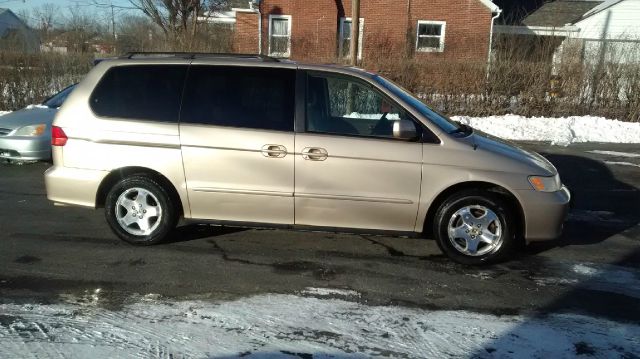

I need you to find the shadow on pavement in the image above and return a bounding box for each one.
[469,246,640,358]
[527,152,640,254]
[469,149,640,357]
[214,352,362,359]
[165,224,247,244]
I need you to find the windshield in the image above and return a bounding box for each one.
[42,84,76,109]
[373,75,461,134]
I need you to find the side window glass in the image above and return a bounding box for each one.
[306,74,419,139]
[181,66,295,132]
[90,65,187,122]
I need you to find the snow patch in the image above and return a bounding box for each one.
[0,111,10,117]
[25,104,48,110]
[453,115,640,146]
[570,263,640,299]
[301,287,362,298]
[0,293,638,358]
[344,112,401,120]
[605,161,640,168]
[588,150,640,158]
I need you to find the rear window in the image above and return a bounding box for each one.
[181,66,295,132]
[90,65,187,122]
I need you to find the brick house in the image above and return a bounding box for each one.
[214,0,501,63]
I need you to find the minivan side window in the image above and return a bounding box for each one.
[306,73,421,139]
[181,66,295,132]
[90,65,187,122]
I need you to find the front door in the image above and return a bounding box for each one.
[294,72,423,232]
[179,65,297,224]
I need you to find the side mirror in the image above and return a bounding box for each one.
[393,120,418,141]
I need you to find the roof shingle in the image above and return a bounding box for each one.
[523,0,603,27]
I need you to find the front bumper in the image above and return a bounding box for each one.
[516,185,571,242]
[0,136,51,161]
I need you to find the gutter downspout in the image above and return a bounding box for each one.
[487,8,502,76]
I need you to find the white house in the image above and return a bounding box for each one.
[495,0,640,64]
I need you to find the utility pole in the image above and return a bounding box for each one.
[110,1,117,53]
[349,0,360,66]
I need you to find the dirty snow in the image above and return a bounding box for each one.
[1,288,639,358]
[605,161,640,168]
[453,115,640,146]
[524,261,640,299]
[588,150,640,158]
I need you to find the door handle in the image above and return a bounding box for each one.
[261,144,287,158]
[301,147,328,161]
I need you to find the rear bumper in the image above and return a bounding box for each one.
[0,136,50,161]
[517,185,571,242]
[45,166,109,208]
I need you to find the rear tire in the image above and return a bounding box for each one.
[433,189,517,265]
[105,175,178,245]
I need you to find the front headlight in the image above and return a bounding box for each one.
[528,175,562,192]
[12,124,46,137]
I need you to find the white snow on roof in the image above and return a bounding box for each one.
[478,0,501,13]
[582,0,624,18]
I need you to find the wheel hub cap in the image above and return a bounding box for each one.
[447,205,503,257]
[115,187,162,236]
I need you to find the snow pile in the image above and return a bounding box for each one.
[0,111,10,117]
[453,115,640,146]
[0,288,638,358]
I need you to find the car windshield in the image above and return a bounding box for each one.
[373,75,461,134]
[42,84,76,109]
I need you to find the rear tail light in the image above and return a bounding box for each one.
[51,126,68,146]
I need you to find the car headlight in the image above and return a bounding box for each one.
[528,174,562,192]
[12,124,46,137]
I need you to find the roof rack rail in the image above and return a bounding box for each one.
[119,52,280,62]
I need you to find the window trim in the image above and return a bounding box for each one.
[415,20,446,53]
[268,14,292,58]
[338,17,364,60]
[302,71,435,143]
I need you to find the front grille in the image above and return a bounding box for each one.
[0,128,11,136]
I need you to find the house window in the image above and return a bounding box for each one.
[338,17,364,59]
[268,15,291,58]
[416,21,446,52]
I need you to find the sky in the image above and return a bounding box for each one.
[1,0,137,15]
[0,0,142,27]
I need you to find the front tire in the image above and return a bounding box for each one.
[105,175,178,245]
[433,190,517,265]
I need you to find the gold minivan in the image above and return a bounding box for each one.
[45,53,570,265]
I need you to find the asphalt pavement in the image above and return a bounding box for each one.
[0,142,639,323]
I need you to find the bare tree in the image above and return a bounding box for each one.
[33,3,59,44]
[116,14,160,52]
[128,0,230,50]
[63,6,105,53]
